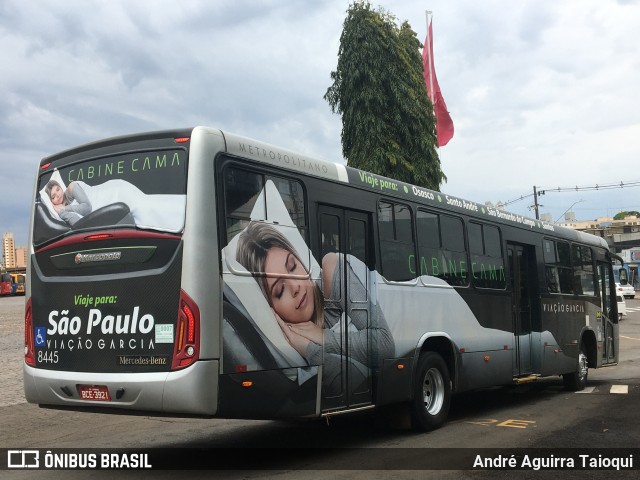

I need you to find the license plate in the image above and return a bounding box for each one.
[78,385,111,401]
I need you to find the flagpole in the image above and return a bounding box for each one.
[425,10,435,105]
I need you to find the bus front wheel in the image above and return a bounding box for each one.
[563,347,588,391]
[410,352,451,432]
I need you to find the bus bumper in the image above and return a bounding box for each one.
[23,359,219,416]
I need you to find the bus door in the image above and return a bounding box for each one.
[507,243,537,376]
[318,205,373,410]
[598,262,617,364]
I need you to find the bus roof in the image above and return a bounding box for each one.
[39,126,609,250]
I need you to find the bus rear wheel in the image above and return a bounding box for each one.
[410,352,451,432]
[563,347,588,391]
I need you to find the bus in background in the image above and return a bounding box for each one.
[12,273,26,296]
[613,263,635,299]
[24,127,619,432]
[1,273,13,296]
[613,263,628,284]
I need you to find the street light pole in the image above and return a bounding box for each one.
[555,200,584,223]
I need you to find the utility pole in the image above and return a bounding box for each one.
[533,186,539,220]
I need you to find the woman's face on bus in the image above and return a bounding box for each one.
[49,184,64,206]
[264,247,315,324]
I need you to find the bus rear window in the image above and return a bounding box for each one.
[34,148,187,246]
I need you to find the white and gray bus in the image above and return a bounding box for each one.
[24,126,619,431]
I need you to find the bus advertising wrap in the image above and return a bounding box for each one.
[221,181,516,400]
[30,248,183,373]
[34,148,187,247]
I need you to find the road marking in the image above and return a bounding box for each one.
[610,385,629,394]
[575,385,629,394]
[465,418,536,429]
[465,419,498,426]
[620,335,640,341]
[576,387,596,394]
[497,419,536,429]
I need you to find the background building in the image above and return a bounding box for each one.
[2,232,16,270]
[15,245,27,269]
[1,232,26,272]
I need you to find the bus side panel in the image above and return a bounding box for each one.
[457,349,513,391]
[217,368,319,419]
[376,280,514,389]
[539,296,601,373]
[378,357,413,404]
[181,126,225,362]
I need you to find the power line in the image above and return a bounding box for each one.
[502,192,533,207]
[502,180,640,208]
[538,180,640,194]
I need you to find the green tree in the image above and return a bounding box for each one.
[324,1,446,190]
[614,211,640,220]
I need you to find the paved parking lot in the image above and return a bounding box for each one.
[0,296,27,407]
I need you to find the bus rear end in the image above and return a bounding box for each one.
[24,129,218,415]
[12,274,25,295]
[1,273,12,296]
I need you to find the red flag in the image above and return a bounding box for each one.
[423,17,454,147]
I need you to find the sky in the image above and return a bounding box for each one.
[2,0,640,248]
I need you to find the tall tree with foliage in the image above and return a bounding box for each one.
[325,1,446,190]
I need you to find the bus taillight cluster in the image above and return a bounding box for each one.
[24,299,36,367]
[172,290,200,370]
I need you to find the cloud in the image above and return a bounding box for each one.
[2,0,640,248]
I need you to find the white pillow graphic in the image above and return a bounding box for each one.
[39,169,67,222]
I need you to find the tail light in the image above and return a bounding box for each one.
[24,298,36,366]
[171,290,200,370]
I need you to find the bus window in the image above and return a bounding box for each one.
[573,245,595,296]
[224,168,264,240]
[33,148,188,246]
[223,166,307,242]
[544,239,574,294]
[468,222,505,289]
[416,209,468,286]
[378,201,416,281]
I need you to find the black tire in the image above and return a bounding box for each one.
[562,347,588,391]
[410,352,451,432]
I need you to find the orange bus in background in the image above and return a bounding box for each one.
[12,273,25,295]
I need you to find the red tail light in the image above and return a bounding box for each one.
[171,290,200,370]
[24,299,36,366]
[84,233,113,241]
